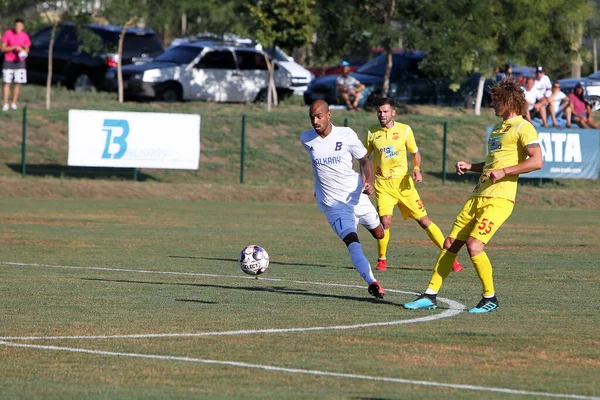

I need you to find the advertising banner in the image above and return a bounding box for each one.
[68,110,200,169]
[485,126,599,179]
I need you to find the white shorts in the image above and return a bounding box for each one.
[325,193,380,239]
[2,61,27,84]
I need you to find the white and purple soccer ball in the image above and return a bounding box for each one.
[239,245,270,275]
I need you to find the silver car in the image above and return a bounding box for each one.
[105,43,293,102]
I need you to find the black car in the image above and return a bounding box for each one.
[304,51,475,108]
[27,23,164,91]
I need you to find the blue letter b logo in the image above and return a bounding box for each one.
[101,119,129,159]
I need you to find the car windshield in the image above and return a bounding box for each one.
[154,46,202,64]
[265,46,289,62]
[588,70,600,80]
[94,30,163,54]
[356,54,388,76]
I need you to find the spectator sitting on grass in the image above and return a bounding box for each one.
[337,61,364,111]
[568,82,599,129]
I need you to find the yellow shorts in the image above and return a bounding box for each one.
[448,196,514,244]
[375,175,427,220]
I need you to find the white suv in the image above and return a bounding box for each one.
[105,43,293,102]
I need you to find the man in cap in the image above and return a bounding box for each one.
[337,61,365,111]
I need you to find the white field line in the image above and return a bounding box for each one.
[0,261,464,341]
[0,341,597,400]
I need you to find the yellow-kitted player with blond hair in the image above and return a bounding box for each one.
[404,77,543,313]
[365,97,462,273]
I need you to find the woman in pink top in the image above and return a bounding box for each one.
[1,19,31,112]
[568,83,600,129]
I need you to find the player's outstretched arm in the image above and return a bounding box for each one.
[456,161,484,175]
[358,155,374,195]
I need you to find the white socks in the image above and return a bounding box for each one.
[348,242,376,284]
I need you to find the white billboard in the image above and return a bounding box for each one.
[68,110,200,169]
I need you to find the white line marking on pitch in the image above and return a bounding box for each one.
[0,261,464,341]
[0,341,596,400]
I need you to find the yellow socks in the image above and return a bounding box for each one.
[377,228,390,259]
[425,222,445,250]
[427,249,456,293]
[471,252,495,297]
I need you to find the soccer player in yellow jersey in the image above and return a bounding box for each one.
[404,77,543,313]
[365,97,462,273]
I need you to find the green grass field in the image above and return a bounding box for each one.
[1,197,598,399]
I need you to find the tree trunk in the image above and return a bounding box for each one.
[45,21,58,110]
[380,0,395,97]
[570,23,583,78]
[593,38,598,73]
[381,49,392,97]
[474,75,485,116]
[181,11,187,35]
[118,17,136,104]
[263,51,278,111]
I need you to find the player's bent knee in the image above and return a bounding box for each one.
[342,232,360,247]
[380,215,392,230]
[370,225,385,240]
[443,237,454,250]
[466,237,485,256]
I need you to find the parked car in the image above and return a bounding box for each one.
[26,23,164,91]
[265,46,313,95]
[104,42,293,102]
[559,71,600,112]
[168,34,313,95]
[304,51,475,108]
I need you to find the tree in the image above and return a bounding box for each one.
[103,0,147,103]
[36,2,99,109]
[402,0,595,114]
[245,0,317,111]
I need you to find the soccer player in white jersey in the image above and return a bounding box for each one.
[300,100,386,298]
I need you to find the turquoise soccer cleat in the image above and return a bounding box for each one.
[468,296,499,313]
[403,294,438,310]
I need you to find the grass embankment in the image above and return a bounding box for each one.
[0,85,597,207]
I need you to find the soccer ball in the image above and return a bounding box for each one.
[239,245,270,275]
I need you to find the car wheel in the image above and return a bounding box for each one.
[73,73,96,92]
[159,84,182,102]
[254,89,268,103]
[588,96,600,112]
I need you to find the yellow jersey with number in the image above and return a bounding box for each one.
[365,121,418,180]
[472,115,539,202]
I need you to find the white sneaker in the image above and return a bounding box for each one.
[2,104,8,112]
[10,103,17,110]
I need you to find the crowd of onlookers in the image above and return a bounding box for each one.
[500,64,599,129]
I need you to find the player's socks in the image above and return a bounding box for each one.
[471,252,495,297]
[348,242,376,284]
[425,222,445,249]
[377,228,390,259]
[427,249,456,293]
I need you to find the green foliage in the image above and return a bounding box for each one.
[244,0,316,50]
[404,0,596,82]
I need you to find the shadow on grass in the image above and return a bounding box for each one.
[168,255,430,272]
[7,163,156,181]
[81,277,401,306]
[428,171,562,186]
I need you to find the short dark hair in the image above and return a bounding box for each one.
[14,18,24,25]
[377,97,396,108]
